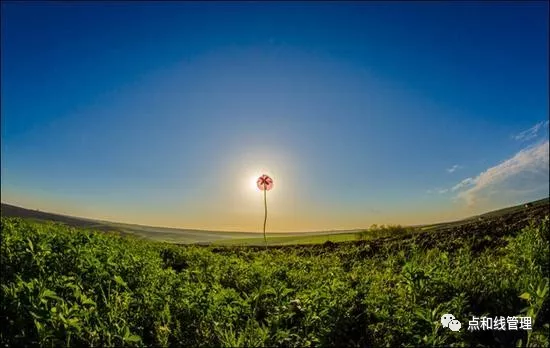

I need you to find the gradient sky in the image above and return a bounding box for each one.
[1,1,549,232]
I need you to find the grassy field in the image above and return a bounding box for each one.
[3,197,548,246]
[0,204,272,244]
[1,198,549,347]
[213,225,420,246]
[213,232,358,246]
[215,198,550,246]
[0,204,358,244]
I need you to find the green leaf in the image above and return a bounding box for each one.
[27,238,34,252]
[29,311,41,319]
[67,317,80,328]
[42,289,56,297]
[125,334,141,343]
[34,320,44,332]
[537,284,548,298]
[81,297,96,306]
[114,275,128,288]
[519,292,531,301]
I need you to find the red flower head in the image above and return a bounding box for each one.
[256,174,274,191]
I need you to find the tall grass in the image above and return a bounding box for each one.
[1,216,548,347]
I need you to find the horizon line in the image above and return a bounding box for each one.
[2,197,548,234]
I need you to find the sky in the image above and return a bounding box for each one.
[1,1,549,232]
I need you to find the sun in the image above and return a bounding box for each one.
[249,175,260,191]
[247,171,272,192]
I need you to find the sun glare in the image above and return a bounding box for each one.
[246,171,274,193]
[250,175,260,191]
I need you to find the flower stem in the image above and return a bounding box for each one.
[263,188,268,247]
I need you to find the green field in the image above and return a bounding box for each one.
[3,197,548,246]
[213,226,419,246]
[213,232,357,246]
[1,198,549,347]
[1,203,361,244]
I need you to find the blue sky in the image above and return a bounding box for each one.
[1,1,548,232]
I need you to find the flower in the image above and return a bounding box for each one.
[256,174,274,191]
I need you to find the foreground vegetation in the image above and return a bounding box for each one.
[1,212,549,347]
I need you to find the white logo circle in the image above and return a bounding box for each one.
[448,319,461,332]
[441,314,455,328]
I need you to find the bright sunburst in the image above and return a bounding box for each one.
[249,175,260,191]
[246,170,272,192]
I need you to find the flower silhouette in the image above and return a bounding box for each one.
[256,174,273,245]
[256,174,274,191]
[251,174,274,330]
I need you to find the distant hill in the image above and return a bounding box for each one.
[1,203,113,230]
[0,203,354,243]
[2,197,548,244]
[0,203,256,242]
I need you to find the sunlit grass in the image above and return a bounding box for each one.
[2,214,548,346]
[213,232,358,246]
